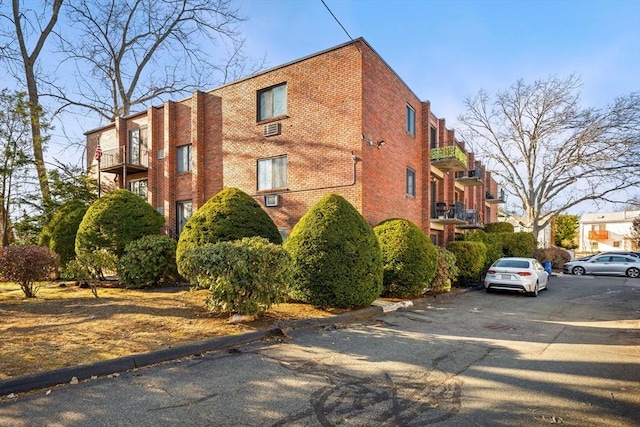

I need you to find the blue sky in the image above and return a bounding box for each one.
[236,0,640,125]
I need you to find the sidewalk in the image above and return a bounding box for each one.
[0,286,480,396]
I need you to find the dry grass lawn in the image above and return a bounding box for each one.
[0,281,343,380]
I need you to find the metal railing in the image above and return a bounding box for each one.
[430,146,468,168]
[100,146,149,169]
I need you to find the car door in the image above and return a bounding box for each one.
[608,256,634,275]
[586,255,611,274]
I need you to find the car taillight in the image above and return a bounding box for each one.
[487,269,496,274]
[517,271,532,276]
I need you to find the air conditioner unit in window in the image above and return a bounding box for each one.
[263,122,281,137]
[264,194,279,207]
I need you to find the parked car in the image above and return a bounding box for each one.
[484,257,549,297]
[563,254,640,278]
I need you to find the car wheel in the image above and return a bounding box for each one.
[529,282,539,297]
[572,266,585,276]
[627,267,640,278]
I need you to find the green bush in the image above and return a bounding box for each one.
[179,237,291,315]
[499,232,536,258]
[118,235,178,288]
[464,230,504,269]
[429,247,459,294]
[62,249,118,281]
[0,246,58,298]
[374,218,437,297]
[75,189,164,258]
[39,200,88,266]
[176,187,282,272]
[484,222,514,233]
[284,194,382,308]
[446,241,487,286]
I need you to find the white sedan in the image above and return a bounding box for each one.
[484,257,549,297]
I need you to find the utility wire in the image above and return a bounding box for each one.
[320,0,356,43]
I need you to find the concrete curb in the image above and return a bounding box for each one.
[0,286,480,396]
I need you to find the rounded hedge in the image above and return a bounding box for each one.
[75,189,165,258]
[446,241,487,286]
[118,235,178,288]
[374,218,437,297]
[176,187,281,272]
[179,237,291,315]
[40,200,88,266]
[284,193,383,308]
[484,222,514,233]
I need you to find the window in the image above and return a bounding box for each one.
[130,179,148,199]
[258,155,287,191]
[406,168,416,197]
[258,83,287,121]
[177,145,192,172]
[406,104,415,136]
[613,241,621,248]
[128,128,147,165]
[430,126,437,148]
[176,201,192,236]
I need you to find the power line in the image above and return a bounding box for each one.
[320,0,355,42]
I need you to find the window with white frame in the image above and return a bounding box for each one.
[258,155,287,191]
[406,168,416,197]
[258,83,287,121]
[406,104,416,136]
[177,145,192,173]
[176,201,192,236]
[130,179,148,199]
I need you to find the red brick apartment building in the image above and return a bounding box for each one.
[85,38,505,246]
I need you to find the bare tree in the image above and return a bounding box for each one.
[0,0,63,207]
[57,0,257,121]
[458,75,640,240]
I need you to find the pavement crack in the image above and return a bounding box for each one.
[147,392,219,412]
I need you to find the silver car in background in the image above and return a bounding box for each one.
[563,254,640,278]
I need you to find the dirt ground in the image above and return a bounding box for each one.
[0,281,344,380]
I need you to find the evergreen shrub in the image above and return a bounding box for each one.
[499,232,536,258]
[40,200,88,266]
[446,241,487,286]
[430,247,459,294]
[484,222,514,233]
[176,187,281,273]
[284,194,382,308]
[118,235,178,288]
[374,218,437,297]
[179,237,291,315]
[75,189,164,258]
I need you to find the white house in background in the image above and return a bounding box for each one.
[579,210,640,253]
[498,212,553,248]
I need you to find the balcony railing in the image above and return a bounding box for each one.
[100,146,149,174]
[455,167,484,187]
[485,187,506,204]
[457,209,484,229]
[588,230,609,240]
[431,201,468,224]
[430,146,468,172]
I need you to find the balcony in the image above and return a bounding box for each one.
[588,230,609,240]
[457,209,485,229]
[100,146,149,175]
[455,168,484,187]
[485,187,506,204]
[431,201,468,225]
[430,146,468,173]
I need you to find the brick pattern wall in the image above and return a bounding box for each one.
[85,39,504,243]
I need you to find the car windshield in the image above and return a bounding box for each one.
[494,259,530,269]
